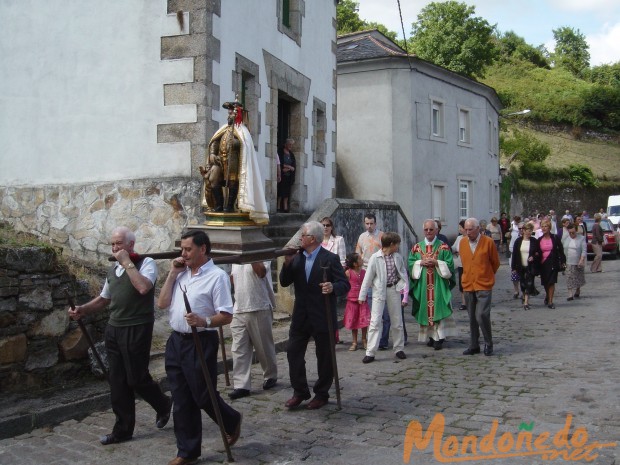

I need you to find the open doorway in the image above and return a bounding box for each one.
[277,94,300,213]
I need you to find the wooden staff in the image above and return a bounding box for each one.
[179,284,234,462]
[107,251,181,262]
[218,326,230,386]
[107,247,300,265]
[68,295,108,377]
[321,262,342,410]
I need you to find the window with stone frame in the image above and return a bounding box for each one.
[277,0,305,46]
[234,54,260,147]
[312,98,326,166]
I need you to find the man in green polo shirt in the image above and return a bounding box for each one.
[68,226,171,445]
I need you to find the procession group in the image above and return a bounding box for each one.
[67,210,508,464]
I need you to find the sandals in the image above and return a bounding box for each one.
[523,304,530,310]
[513,292,520,299]
[362,340,367,350]
[348,343,358,351]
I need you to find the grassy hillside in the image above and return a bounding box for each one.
[502,123,620,181]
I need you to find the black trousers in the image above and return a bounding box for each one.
[105,322,169,438]
[165,330,241,459]
[287,326,333,401]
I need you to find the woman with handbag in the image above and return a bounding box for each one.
[511,222,541,310]
[538,219,567,309]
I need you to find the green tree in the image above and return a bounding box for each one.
[495,31,549,68]
[336,0,399,43]
[580,84,620,129]
[568,164,597,187]
[365,21,399,43]
[410,1,497,79]
[552,26,590,77]
[336,0,366,35]
[501,128,550,165]
[585,62,620,86]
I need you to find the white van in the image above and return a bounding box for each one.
[608,195,620,227]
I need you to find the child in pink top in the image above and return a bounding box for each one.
[343,253,370,351]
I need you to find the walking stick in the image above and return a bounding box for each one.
[218,326,231,386]
[68,295,108,377]
[179,284,234,462]
[321,262,342,410]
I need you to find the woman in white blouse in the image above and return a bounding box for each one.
[320,216,347,344]
[320,216,347,267]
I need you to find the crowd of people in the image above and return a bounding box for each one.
[68,207,605,464]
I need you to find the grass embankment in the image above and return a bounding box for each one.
[502,123,620,181]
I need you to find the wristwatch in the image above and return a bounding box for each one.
[204,317,212,328]
[125,263,135,269]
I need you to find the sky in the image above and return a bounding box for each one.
[357,0,620,66]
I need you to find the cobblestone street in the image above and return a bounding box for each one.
[1,258,618,465]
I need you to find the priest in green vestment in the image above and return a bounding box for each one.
[408,219,457,350]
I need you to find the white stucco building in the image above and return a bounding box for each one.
[337,30,502,238]
[0,0,337,262]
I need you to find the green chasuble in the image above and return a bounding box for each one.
[408,239,456,326]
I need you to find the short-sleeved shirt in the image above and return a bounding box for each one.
[231,262,276,313]
[355,230,383,269]
[166,259,233,334]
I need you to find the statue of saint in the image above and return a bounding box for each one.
[200,99,269,224]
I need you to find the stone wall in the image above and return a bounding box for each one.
[0,245,103,393]
[509,183,620,218]
[0,178,204,265]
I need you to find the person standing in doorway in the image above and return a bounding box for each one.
[277,138,296,213]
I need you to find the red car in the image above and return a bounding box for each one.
[583,218,619,259]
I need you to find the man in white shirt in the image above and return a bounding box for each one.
[158,230,242,465]
[228,262,278,400]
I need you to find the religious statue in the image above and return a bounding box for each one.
[200,99,268,224]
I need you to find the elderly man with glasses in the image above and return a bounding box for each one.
[280,221,350,410]
[460,218,500,356]
[409,220,457,351]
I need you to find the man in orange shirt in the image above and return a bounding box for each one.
[459,218,500,356]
